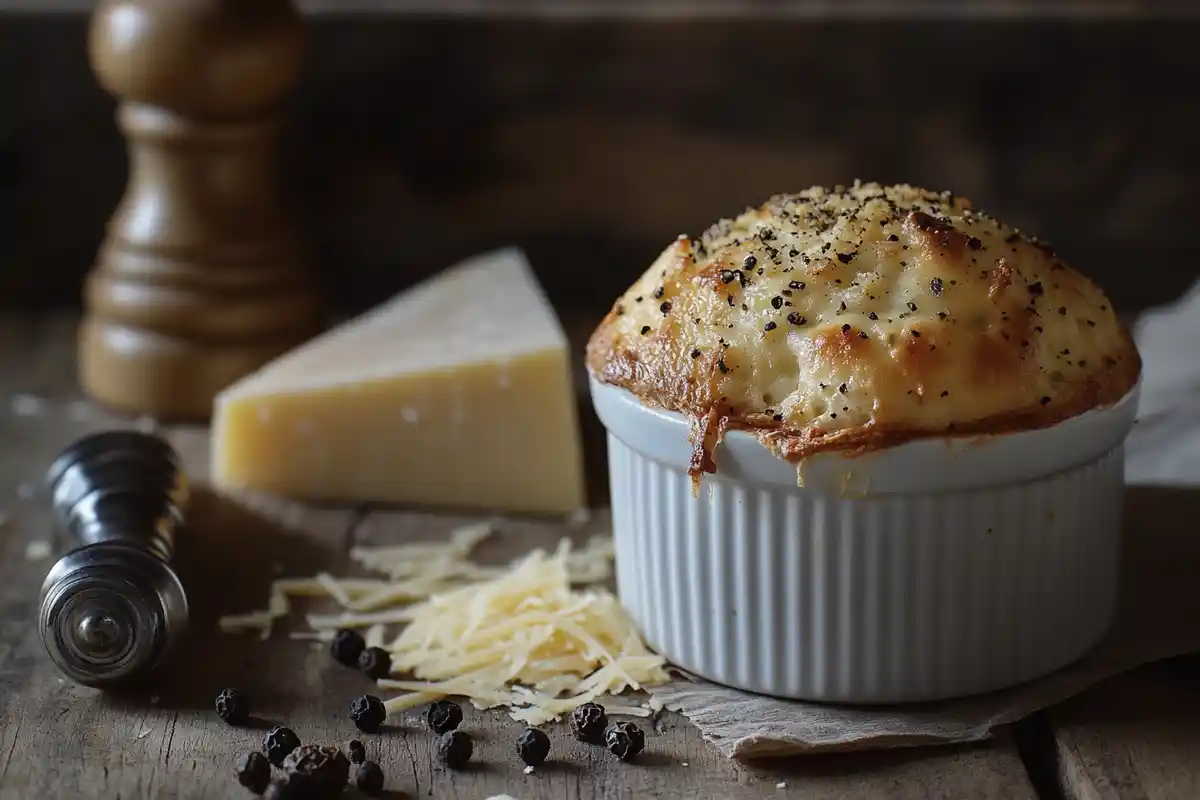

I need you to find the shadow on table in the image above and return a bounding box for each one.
[96,484,350,713]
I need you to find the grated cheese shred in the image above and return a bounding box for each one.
[218,522,668,725]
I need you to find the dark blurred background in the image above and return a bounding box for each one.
[1,1,1197,320]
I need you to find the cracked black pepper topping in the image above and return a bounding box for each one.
[358,647,392,681]
[234,751,271,795]
[346,740,366,764]
[349,695,387,733]
[569,702,608,743]
[517,727,552,767]
[330,629,365,668]
[691,348,701,359]
[605,721,646,763]
[660,301,672,315]
[354,762,385,796]
[426,699,463,735]
[720,268,749,287]
[588,181,1140,457]
[263,726,301,767]
[764,321,777,332]
[640,325,651,335]
[215,688,250,726]
[437,730,474,769]
[282,744,350,797]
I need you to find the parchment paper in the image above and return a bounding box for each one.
[648,283,1200,759]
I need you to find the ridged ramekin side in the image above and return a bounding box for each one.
[609,435,1124,704]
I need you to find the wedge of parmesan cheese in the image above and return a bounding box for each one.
[210,249,586,515]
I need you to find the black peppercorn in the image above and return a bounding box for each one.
[426,699,463,734]
[262,725,301,767]
[215,688,250,726]
[354,761,385,796]
[349,694,387,733]
[282,744,350,797]
[569,702,608,744]
[517,727,551,766]
[346,739,366,764]
[605,721,646,762]
[437,730,474,769]
[330,629,365,668]
[358,647,392,681]
[234,751,271,795]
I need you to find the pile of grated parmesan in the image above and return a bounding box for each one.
[218,522,669,725]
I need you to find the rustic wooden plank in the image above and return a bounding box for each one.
[0,313,1039,798]
[1050,661,1200,800]
[1047,485,1200,800]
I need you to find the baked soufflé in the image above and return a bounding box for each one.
[586,182,1141,477]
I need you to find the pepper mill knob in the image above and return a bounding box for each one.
[39,431,189,688]
[82,0,324,421]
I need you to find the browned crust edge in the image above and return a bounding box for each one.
[587,314,1142,481]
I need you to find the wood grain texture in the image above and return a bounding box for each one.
[0,312,1038,798]
[1048,484,1200,800]
[1051,662,1200,800]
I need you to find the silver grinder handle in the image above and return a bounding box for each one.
[37,431,190,688]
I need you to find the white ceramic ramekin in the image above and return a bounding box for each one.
[590,377,1140,704]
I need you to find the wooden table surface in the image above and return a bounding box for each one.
[1,312,1197,800]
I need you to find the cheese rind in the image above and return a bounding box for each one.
[211,249,586,514]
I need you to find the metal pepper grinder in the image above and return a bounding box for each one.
[37,431,190,688]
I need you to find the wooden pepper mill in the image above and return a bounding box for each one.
[81,0,324,421]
